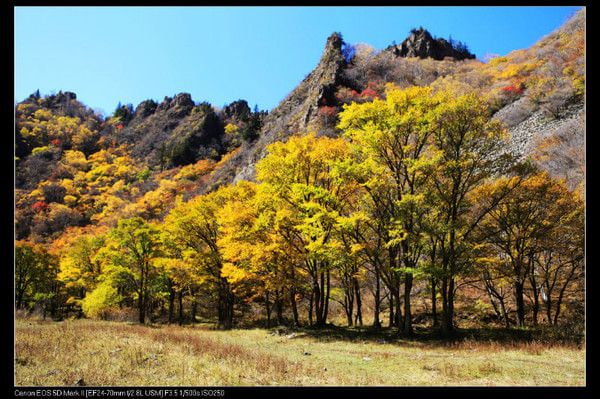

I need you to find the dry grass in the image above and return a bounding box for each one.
[15,319,585,386]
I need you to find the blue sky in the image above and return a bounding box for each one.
[15,6,582,115]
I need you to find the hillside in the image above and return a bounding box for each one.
[16,10,584,232]
[214,8,584,189]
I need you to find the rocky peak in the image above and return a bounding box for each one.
[41,91,78,109]
[156,96,173,112]
[173,93,194,109]
[205,32,348,187]
[223,100,251,121]
[58,91,77,101]
[388,27,475,61]
[134,99,158,119]
[154,93,195,118]
[325,32,344,56]
[313,32,347,108]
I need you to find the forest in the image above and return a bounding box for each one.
[15,83,584,338]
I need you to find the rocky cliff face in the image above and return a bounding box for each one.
[387,28,475,60]
[222,100,252,123]
[495,98,584,188]
[114,93,226,167]
[206,32,348,188]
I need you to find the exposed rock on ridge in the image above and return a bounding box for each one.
[115,93,224,167]
[207,32,348,188]
[494,99,584,188]
[387,27,476,60]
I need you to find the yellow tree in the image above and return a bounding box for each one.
[217,181,302,326]
[56,231,106,315]
[155,229,206,325]
[536,188,584,326]
[256,133,355,327]
[476,172,583,327]
[427,89,517,334]
[95,217,162,323]
[337,84,439,334]
[162,189,235,329]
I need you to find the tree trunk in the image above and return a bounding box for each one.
[441,276,455,335]
[431,277,438,327]
[138,290,146,324]
[313,267,325,326]
[388,291,394,327]
[265,291,271,328]
[354,278,363,326]
[323,270,331,326]
[290,288,300,327]
[178,291,184,326]
[441,275,448,333]
[553,264,578,325]
[344,283,354,327]
[275,289,284,325]
[16,291,23,310]
[227,291,234,329]
[531,285,540,326]
[528,257,539,326]
[308,290,314,326]
[319,271,325,325]
[373,268,381,328]
[514,280,526,327]
[168,287,175,324]
[395,289,402,329]
[499,298,510,328]
[217,278,234,329]
[403,273,413,335]
[191,295,198,324]
[545,295,553,325]
[313,269,329,327]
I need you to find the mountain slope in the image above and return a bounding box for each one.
[14,10,585,244]
[208,9,585,189]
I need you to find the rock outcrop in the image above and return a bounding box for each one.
[206,32,348,188]
[494,99,584,188]
[134,99,158,119]
[222,100,252,122]
[115,93,224,167]
[387,27,475,60]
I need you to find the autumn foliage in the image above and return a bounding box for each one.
[14,11,584,335]
[14,85,583,337]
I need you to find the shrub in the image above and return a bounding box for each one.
[31,146,51,157]
[335,87,360,104]
[31,201,48,213]
[81,281,123,319]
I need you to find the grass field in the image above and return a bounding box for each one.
[15,319,585,386]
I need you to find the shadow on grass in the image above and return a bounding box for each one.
[261,323,583,348]
[20,314,582,348]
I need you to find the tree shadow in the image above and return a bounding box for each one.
[268,323,583,347]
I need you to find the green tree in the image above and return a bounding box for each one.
[96,217,161,324]
[15,241,61,318]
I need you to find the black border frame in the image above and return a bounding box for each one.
[5,1,594,397]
